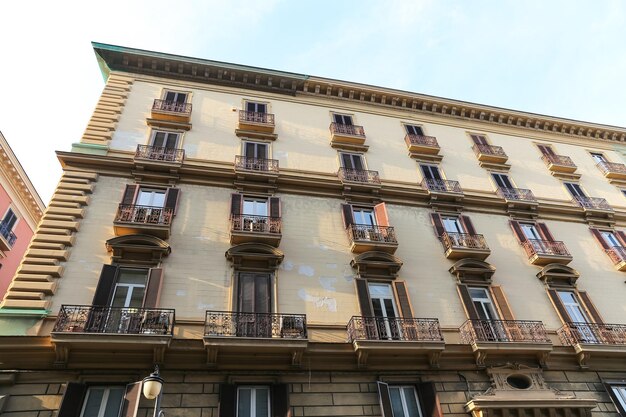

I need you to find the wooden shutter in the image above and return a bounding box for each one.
[271,384,290,417]
[537,222,555,242]
[143,268,163,308]
[547,289,573,323]
[509,220,527,243]
[417,382,443,417]
[355,278,373,317]
[537,144,556,156]
[490,286,515,321]
[616,231,626,247]
[393,281,414,319]
[590,228,610,250]
[376,381,394,417]
[164,188,181,215]
[457,285,480,320]
[218,384,237,417]
[460,215,477,235]
[578,291,604,324]
[119,382,142,417]
[231,193,243,216]
[341,203,354,228]
[604,383,626,416]
[92,265,119,306]
[430,213,445,237]
[374,203,389,227]
[269,197,281,218]
[57,382,87,417]
[121,184,138,205]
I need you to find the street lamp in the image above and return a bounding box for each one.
[143,366,165,417]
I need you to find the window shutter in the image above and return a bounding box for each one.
[341,204,354,228]
[121,184,139,205]
[457,285,480,320]
[616,231,626,247]
[271,384,290,417]
[231,193,243,216]
[119,382,142,417]
[537,145,556,156]
[417,382,443,417]
[393,281,414,319]
[537,223,555,242]
[92,264,119,306]
[547,289,573,323]
[376,382,395,417]
[590,228,610,250]
[143,268,163,308]
[578,291,604,324]
[238,273,255,312]
[218,384,237,417]
[604,383,626,416]
[255,274,271,314]
[430,213,445,237]
[164,188,181,215]
[269,197,281,218]
[355,278,373,317]
[57,382,87,417]
[490,286,515,321]
[509,220,527,243]
[374,203,390,227]
[460,215,477,235]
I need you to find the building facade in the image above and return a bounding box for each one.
[0,43,626,417]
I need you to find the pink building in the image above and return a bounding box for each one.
[0,132,44,300]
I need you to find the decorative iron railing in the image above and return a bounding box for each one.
[541,154,576,168]
[234,156,279,173]
[496,187,537,202]
[135,145,185,163]
[421,178,463,194]
[53,305,175,335]
[459,319,550,344]
[347,224,397,244]
[239,110,275,125]
[606,246,626,265]
[472,144,507,158]
[597,161,626,176]
[522,239,571,257]
[152,99,192,115]
[442,232,489,251]
[231,215,281,234]
[115,205,173,226]
[204,311,307,339]
[0,222,17,247]
[404,134,439,148]
[347,316,443,342]
[557,322,626,345]
[573,196,612,211]
[337,168,381,184]
[330,122,366,137]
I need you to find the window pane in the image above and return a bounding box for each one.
[256,103,267,114]
[118,269,148,285]
[129,287,145,308]
[389,387,406,417]
[165,91,176,102]
[152,131,166,147]
[175,93,186,103]
[2,209,17,230]
[103,388,125,417]
[237,388,252,417]
[82,388,105,417]
[255,387,269,417]
[111,286,129,308]
[403,387,421,417]
[164,133,178,148]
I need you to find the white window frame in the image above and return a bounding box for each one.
[442,216,464,234]
[243,100,269,114]
[469,287,499,321]
[601,230,622,248]
[242,197,269,217]
[469,133,490,145]
[110,268,148,308]
[388,385,423,417]
[491,172,515,190]
[161,89,190,104]
[136,188,166,208]
[236,385,271,417]
[403,123,425,136]
[149,129,182,149]
[331,112,354,125]
[557,291,589,323]
[339,152,367,170]
[80,386,125,417]
[419,164,444,181]
[242,140,271,159]
[0,206,19,232]
[589,151,608,164]
[608,384,626,415]
[352,207,376,226]
[563,182,587,198]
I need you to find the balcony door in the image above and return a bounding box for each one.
[340,152,365,171]
[368,283,400,340]
[242,198,269,232]
[133,189,166,224]
[590,152,607,164]
[564,182,587,198]
[470,134,489,145]
[333,113,353,125]
[1,208,17,233]
[244,142,268,160]
[405,124,424,136]
[442,216,464,234]
[353,208,376,226]
[107,268,148,333]
[164,91,187,104]
[601,231,621,248]
[420,164,443,181]
[151,131,179,149]
[557,290,596,343]
[491,173,514,189]
[237,273,271,337]
[246,101,267,114]
[469,287,505,341]
[519,222,550,253]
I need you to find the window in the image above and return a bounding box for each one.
[590,152,607,164]
[245,101,267,114]
[491,173,514,189]
[340,152,365,170]
[405,124,425,136]
[230,194,281,234]
[368,282,399,339]
[469,287,499,321]
[557,291,590,323]
[243,142,269,159]
[470,134,489,145]
[237,386,270,417]
[150,130,180,149]
[420,164,443,181]
[333,113,353,125]
[164,90,188,104]
[389,385,423,417]
[0,208,17,233]
[119,185,180,218]
[243,197,268,217]
[537,144,556,156]
[430,213,478,239]
[601,231,622,247]
[441,216,464,234]
[80,386,125,417]
[606,383,626,416]
[135,189,166,208]
[519,223,542,240]
[377,381,440,417]
[58,382,141,417]
[352,207,376,226]
[110,268,148,308]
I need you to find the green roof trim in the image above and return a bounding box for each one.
[0,308,50,318]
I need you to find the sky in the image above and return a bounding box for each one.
[1,0,625,203]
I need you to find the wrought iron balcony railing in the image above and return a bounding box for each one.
[460,319,550,344]
[204,311,307,339]
[522,239,571,257]
[347,316,443,342]
[234,156,279,173]
[557,322,626,345]
[135,145,185,163]
[597,161,626,176]
[404,134,439,148]
[472,144,507,158]
[347,224,397,244]
[573,196,612,211]
[606,246,626,266]
[239,110,275,125]
[337,168,381,184]
[541,154,576,168]
[231,215,281,234]
[421,178,463,194]
[0,222,17,247]
[330,122,366,137]
[115,205,173,226]
[152,99,192,115]
[442,232,489,251]
[496,187,537,202]
[53,305,175,335]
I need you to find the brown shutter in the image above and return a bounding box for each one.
[471,134,488,145]
[509,220,527,243]
[460,215,477,235]
[374,203,389,227]
[218,384,237,417]
[143,268,163,308]
[119,382,142,417]
[355,278,373,317]
[164,187,181,215]
[92,264,119,306]
[590,228,610,249]
[430,213,445,237]
[604,383,626,416]
[231,193,243,216]
[121,184,139,205]
[376,381,394,417]
[57,382,88,417]
[271,383,290,417]
[616,231,626,247]
[547,289,573,323]
[490,286,515,321]
[457,284,480,320]
[393,281,414,318]
[537,144,556,156]
[578,291,604,324]
[417,382,444,417]
[269,197,281,218]
[341,203,354,227]
[537,222,555,242]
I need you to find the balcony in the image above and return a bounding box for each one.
[151,99,192,123]
[441,232,491,261]
[113,204,173,239]
[472,144,508,164]
[134,145,185,165]
[405,134,440,155]
[238,110,275,133]
[230,214,282,246]
[422,178,463,196]
[346,224,398,254]
[496,187,537,205]
[203,311,308,367]
[347,316,444,367]
[542,154,577,174]
[330,123,366,147]
[234,156,279,183]
[597,161,626,180]
[522,239,573,266]
[573,196,612,213]
[337,168,381,192]
[558,322,626,367]
[605,246,626,271]
[0,222,17,251]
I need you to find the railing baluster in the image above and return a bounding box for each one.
[347,316,443,342]
[347,224,397,244]
[558,322,626,345]
[459,319,549,344]
[204,311,307,339]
